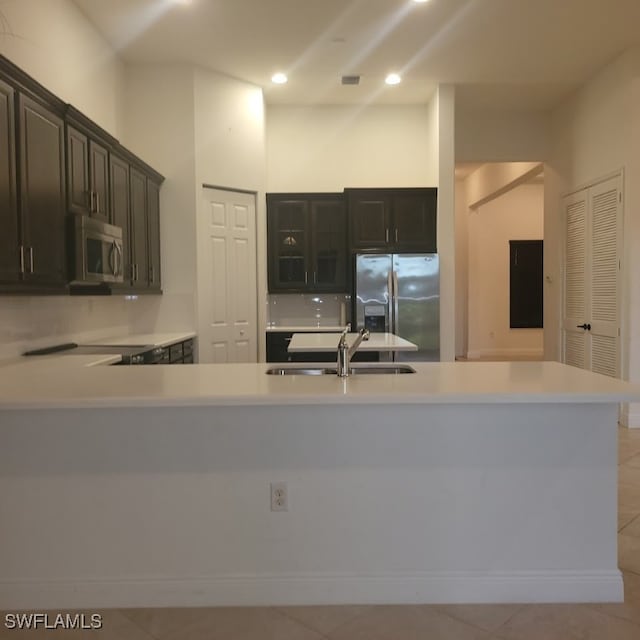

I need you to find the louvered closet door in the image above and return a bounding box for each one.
[588,177,622,377]
[562,189,588,369]
[562,175,622,377]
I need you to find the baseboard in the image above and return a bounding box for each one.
[0,570,623,609]
[620,403,640,428]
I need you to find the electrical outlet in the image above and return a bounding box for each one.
[270,482,288,512]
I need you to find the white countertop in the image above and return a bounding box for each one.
[288,332,417,352]
[0,360,639,410]
[0,332,196,371]
[266,325,346,332]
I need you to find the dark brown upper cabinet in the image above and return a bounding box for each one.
[0,60,68,292]
[109,152,132,286]
[267,193,347,293]
[348,188,437,253]
[0,54,162,296]
[129,166,149,288]
[109,153,163,294]
[0,78,19,284]
[17,94,67,287]
[147,179,162,292]
[310,197,347,291]
[66,106,115,222]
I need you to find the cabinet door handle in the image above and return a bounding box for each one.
[109,242,116,275]
[96,192,100,215]
[313,272,317,284]
[304,271,308,284]
[19,245,25,274]
[28,247,34,273]
[395,229,398,243]
[385,228,389,243]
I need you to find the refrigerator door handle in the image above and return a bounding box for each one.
[392,270,399,336]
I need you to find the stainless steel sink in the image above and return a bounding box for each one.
[350,365,415,374]
[266,365,415,376]
[266,367,337,376]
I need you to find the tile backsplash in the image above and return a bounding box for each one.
[267,293,351,328]
[0,295,162,360]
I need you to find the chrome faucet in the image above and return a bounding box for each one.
[337,324,370,377]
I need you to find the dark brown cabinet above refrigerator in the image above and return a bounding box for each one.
[267,193,347,293]
[347,187,437,253]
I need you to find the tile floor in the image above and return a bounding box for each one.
[3,426,640,639]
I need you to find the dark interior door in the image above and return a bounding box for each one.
[510,239,543,328]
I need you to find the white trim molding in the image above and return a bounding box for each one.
[0,570,624,609]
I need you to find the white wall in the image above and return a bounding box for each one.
[456,109,549,164]
[266,102,438,192]
[466,162,542,208]
[122,64,199,334]
[547,48,640,425]
[0,0,125,138]
[454,179,468,358]
[466,182,544,359]
[437,85,456,361]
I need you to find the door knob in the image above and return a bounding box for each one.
[576,323,591,331]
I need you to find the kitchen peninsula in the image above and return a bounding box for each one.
[0,359,638,609]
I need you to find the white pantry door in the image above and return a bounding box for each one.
[562,175,622,377]
[200,187,257,363]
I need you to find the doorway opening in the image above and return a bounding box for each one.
[455,162,544,361]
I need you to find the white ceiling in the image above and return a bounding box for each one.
[72,0,640,109]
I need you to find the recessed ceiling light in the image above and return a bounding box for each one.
[413,0,430,3]
[385,73,402,86]
[271,73,288,85]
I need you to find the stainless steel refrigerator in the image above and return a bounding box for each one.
[355,253,439,361]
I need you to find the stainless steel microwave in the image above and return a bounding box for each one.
[70,215,124,284]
